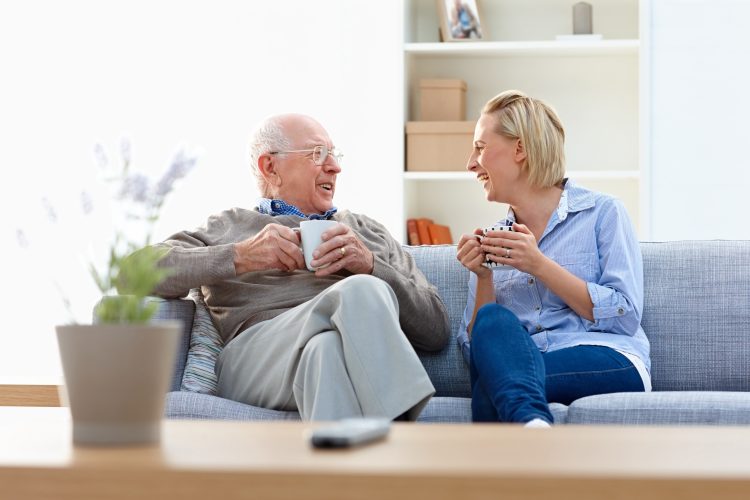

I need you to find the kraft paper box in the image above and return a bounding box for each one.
[406,121,474,172]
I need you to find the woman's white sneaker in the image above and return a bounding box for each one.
[523,418,551,428]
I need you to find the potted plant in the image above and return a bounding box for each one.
[28,141,196,445]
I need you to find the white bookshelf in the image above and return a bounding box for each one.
[404,170,640,181]
[404,39,639,56]
[402,0,642,241]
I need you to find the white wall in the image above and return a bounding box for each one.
[0,0,403,380]
[646,0,750,240]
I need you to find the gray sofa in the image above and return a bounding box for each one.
[158,240,750,424]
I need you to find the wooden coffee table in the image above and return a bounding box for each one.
[2,406,750,499]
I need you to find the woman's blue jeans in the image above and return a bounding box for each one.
[470,304,644,423]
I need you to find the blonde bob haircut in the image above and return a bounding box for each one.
[482,90,565,188]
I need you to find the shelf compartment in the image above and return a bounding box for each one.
[405,176,641,238]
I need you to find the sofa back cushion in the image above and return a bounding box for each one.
[405,245,471,397]
[169,240,750,397]
[406,240,750,396]
[641,240,750,391]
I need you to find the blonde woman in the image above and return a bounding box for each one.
[456,90,650,426]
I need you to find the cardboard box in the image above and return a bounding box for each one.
[406,121,474,171]
[419,79,467,121]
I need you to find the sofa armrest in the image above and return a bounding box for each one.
[148,297,195,391]
[93,296,195,392]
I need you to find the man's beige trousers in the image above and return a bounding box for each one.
[216,274,435,421]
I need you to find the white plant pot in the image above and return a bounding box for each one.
[56,322,180,446]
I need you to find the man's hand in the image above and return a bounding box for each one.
[234,223,304,274]
[457,229,491,279]
[310,223,374,276]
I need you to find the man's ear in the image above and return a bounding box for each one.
[258,154,282,187]
[514,139,527,163]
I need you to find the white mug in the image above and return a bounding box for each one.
[478,225,514,270]
[300,220,339,271]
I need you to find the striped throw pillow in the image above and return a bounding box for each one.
[180,288,223,394]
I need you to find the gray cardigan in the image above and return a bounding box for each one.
[150,207,450,351]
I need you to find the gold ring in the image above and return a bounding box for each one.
[340,246,346,257]
[505,248,511,259]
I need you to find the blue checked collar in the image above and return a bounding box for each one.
[256,198,337,220]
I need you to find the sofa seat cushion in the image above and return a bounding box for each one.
[416,398,568,424]
[166,391,301,421]
[567,391,750,425]
[166,392,568,425]
[166,392,477,422]
[417,397,473,422]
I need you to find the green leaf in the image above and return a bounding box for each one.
[92,245,173,324]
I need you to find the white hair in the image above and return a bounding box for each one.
[248,116,291,196]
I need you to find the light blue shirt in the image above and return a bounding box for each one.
[457,179,651,372]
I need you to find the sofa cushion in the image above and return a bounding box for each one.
[405,245,471,397]
[166,391,300,420]
[567,391,750,425]
[641,241,750,391]
[408,241,750,395]
[165,392,462,422]
[416,397,473,422]
[416,398,569,424]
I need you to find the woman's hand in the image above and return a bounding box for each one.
[457,229,491,279]
[482,223,545,275]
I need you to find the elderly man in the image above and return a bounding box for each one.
[149,113,450,420]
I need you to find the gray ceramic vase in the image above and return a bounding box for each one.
[56,322,180,445]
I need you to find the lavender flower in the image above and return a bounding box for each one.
[118,173,151,204]
[153,150,197,199]
[80,191,94,215]
[18,139,198,324]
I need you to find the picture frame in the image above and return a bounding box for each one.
[437,0,485,42]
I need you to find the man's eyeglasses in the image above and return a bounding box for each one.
[269,145,343,166]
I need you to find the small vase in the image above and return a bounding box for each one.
[56,322,180,446]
